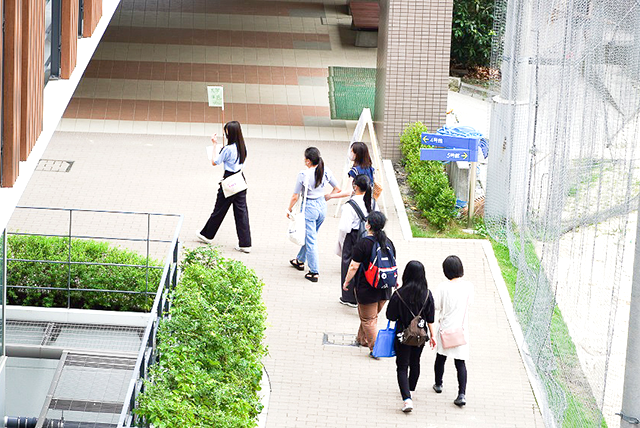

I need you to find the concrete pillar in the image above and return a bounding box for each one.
[374,0,453,161]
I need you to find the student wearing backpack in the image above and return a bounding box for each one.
[342,211,396,354]
[433,255,474,407]
[336,175,377,307]
[386,261,436,413]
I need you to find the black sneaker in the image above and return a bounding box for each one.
[433,384,443,393]
[454,394,466,407]
[339,298,357,308]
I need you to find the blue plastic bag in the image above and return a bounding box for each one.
[371,320,396,358]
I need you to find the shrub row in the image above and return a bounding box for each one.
[7,235,161,311]
[137,246,268,428]
[400,122,458,230]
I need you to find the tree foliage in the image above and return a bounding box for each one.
[451,0,496,68]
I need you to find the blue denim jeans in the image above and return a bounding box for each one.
[296,197,326,274]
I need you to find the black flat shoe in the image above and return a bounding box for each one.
[289,259,304,271]
[433,384,443,394]
[304,272,319,282]
[454,394,466,407]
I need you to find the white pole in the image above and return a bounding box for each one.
[620,201,640,427]
[467,162,476,228]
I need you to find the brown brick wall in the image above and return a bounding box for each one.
[375,0,453,161]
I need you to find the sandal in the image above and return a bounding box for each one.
[289,259,305,271]
[304,272,319,282]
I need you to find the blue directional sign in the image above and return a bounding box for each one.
[420,132,480,162]
[421,148,471,162]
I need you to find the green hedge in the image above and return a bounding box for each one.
[7,235,161,311]
[137,246,268,428]
[400,122,457,230]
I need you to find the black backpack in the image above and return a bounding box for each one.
[395,290,431,347]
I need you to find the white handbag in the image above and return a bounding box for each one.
[288,183,308,246]
[220,171,247,198]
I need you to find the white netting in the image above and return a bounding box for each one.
[487,1,640,427]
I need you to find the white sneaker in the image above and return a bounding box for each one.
[196,233,213,244]
[402,398,413,413]
[234,245,252,253]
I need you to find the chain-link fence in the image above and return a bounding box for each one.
[486,0,640,426]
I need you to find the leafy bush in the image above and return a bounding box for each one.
[451,0,496,68]
[7,235,161,311]
[400,122,457,230]
[137,246,267,428]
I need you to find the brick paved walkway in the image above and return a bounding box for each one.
[11,131,542,427]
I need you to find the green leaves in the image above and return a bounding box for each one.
[7,235,161,311]
[137,247,267,428]
[400,122,458,230]
[451,0,496,67]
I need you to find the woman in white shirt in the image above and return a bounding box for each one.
[197,121,251,253]
[337,174,376,307]
[433,255,474,407]
[287,147,341,282]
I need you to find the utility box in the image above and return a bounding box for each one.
[445,161,471,207]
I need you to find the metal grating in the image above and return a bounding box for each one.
[322,332,360,347]
[6,320,144,354]
[36,351,137,428]
[36,159,74,173]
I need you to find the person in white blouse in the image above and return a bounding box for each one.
[336,175,377,307]
[433,255,474,407]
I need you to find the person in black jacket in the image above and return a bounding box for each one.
[386,260,436,413]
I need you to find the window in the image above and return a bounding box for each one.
[45,0,61,82]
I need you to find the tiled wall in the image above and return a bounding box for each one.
[375,0,453,160]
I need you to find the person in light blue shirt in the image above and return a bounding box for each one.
[197,121,252,253]
[287,147,341,282]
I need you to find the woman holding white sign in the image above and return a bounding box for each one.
[197,121,252,253]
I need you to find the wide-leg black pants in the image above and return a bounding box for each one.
[340,229,359,304]
[200,172,251,247]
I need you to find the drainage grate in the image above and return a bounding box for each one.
[36,159,74,173]
[323,332,360,346]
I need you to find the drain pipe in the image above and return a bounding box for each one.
[3,417,63,428]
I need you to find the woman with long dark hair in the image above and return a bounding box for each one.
[343,211,395,354]
[386,261,436,412]
[337,174,376,307]
[433,255,474,407]
[197,121,252,253]
[287,147,341,282]
[329,141,376,200]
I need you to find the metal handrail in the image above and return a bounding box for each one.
[8,207,181,308]
[117,213,183,427]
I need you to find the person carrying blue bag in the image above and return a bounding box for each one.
[386,261,436,413]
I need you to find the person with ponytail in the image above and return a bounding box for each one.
[287,147,341,282]
[386,260,436,413]
[336,174,377,307]
[197,121,252,253]
[342,211,395,355]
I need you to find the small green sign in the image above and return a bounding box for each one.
[207,86,224,108]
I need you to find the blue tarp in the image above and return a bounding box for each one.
[437,125,489,159]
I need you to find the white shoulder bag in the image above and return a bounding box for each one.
[220,171,247,198]
[288,182,309,246]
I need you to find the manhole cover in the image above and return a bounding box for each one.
[36,159,74,172]
[323,333,359,346]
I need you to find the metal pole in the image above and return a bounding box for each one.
[620,202,640,427]
[2,229,7,356]
[467,161,477,228]
[67,210,73,309]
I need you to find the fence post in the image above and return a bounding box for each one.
[67,210,73,308]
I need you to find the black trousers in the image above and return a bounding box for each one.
[434,353,467,395]
[340,229,359,304]
[395,340,424,400]
[200,173,251,247]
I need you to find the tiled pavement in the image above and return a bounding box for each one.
[9,0,543,426]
